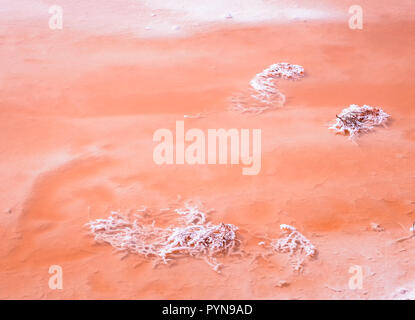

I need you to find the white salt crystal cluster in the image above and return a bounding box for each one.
[329,104,390,140]
[391,287,415,300]
[231,63,304,114]
[86,203,238,271]
[249,62,304,104]
[272,224,316,257]
[175,203,206,225]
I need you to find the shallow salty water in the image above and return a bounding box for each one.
[1,0,415,299]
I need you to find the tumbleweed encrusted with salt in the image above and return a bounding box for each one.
[329,104,390,139]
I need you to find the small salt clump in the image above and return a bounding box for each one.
[86,203,239,271]
[329,104,390,140]
[272,224,316,257]
[270,224,316,272]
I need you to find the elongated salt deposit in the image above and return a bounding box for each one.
[86,203,239,271]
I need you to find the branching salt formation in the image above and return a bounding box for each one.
[271,224,316,271]
[85,203,238,272]
[250,63,304,103]
[231,63,304,114]
[329,104,390,140]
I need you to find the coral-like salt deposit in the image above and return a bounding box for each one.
[231,62,304,114]
[271,224,316,271]
[329,104,390,139]
[86,203,238,271]
[250,63,304,103]
[272,224,316,257]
